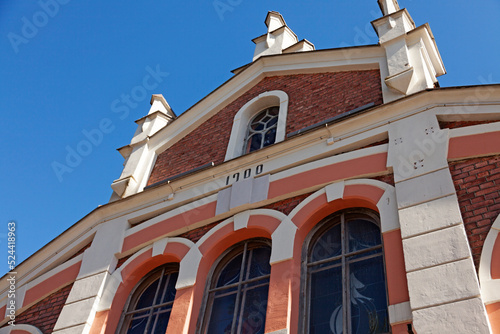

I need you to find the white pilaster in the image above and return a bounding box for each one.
[53,219,128,334]
[388,114,491,333]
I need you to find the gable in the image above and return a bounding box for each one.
[147,70,383,186]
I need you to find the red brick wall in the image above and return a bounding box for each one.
[14,283,73,334]
[179,221,220,243]
[439,120,497,130]
[263,193,313,216]
[68,242,92,260]
[450,155,500,270]
[116,254,132,269]
[148,70,383,186]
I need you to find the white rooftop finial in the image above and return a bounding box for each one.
[378,0,400,15]
[265,11,286,32]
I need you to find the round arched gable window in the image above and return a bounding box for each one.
[225,90,288,161]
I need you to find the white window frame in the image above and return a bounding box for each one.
[225,90,289,161]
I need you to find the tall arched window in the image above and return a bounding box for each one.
[119,264,179,334]
[200,239,271,334]
[244,106,279,153]
[303,210,389,334]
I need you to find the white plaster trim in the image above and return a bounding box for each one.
[0,324,43,334]
[288,188,326,222]
[270,217,298,264]
[249,208,288,222]
[112,246,153,282]
[113,237,195,280]
[376,186,400,233]
[103,237,196,308]
[153,237,194,257]
[388,301,412,324]
[152,238,169,257]
[166,237,196,250]
[97,272,121,312]
[344,178,388,190]
[16,284,27,310]
[289,179,398,234]
[196,217,235,248]
[325,181,345,202]
[176,245,203,290]
[345,179,399,232]
[225,90,289,161]
[449,122,500,138]
[479,214,500,304]
[188,209,289,285]
[234,211,251,231]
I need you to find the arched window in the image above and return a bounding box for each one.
[303,210,389,334]
[244,106,279,153]
[119,264,179,334]
[225,90,288,161]
[200,239,271,334]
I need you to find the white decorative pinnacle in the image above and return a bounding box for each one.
[378,0,400,16]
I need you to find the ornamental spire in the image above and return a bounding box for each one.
[378,0,400,15]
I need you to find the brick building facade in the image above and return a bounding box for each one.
[1,1,500,333]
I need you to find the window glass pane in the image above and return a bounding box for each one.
[248,133,262,152]
[252,112,267,124]
[266,116,278,128]
[217,253,243,287]
[207,293,237,334]
[349,256,389,334]
[310,266,343,334]
[251,121,265,131]
[268,106,279,116]
[263,128,276,148]
[247,247,271,279]
[136,278,160,309]
[238,284,268,334]
[347,219,381,253]
[310,223,341,262]
[348,248,382,262]
[126,316,149,334]
[150,310,171,334]
[261,115,272,123]
[162,272,178,304]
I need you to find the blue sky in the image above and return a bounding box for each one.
[1,0,499,274]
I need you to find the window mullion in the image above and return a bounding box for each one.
[231,242,248,334]
[236,284,248,334]
[341,214,349,334]
[143,269,165,334]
